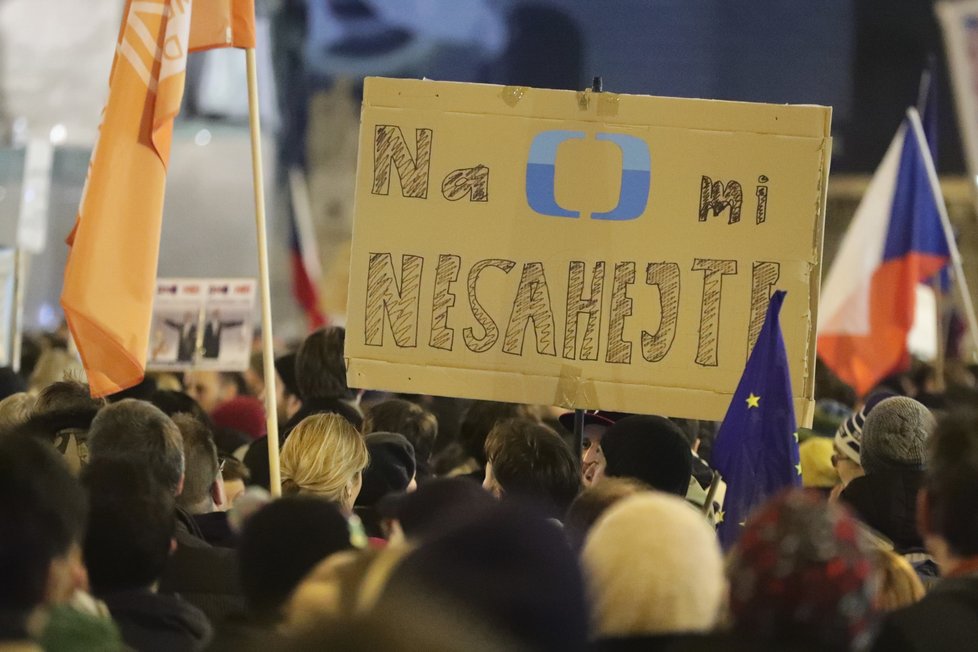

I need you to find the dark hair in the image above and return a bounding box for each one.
[149,390,213,428]
[364,399,438,466]
[924,410,978,557]
[238,497,353,614]
[172,413,218,511]
[564,477,649,552]
[0,435,87,614]
[460,401,537,466]
[485,419,580,518]
[33,380,105,415]
[221,456,250,483]
[87,400,185,494]
[296,327,350,402]
[82,459,175,593]
[601,415,693,497]
[220,372,249,397]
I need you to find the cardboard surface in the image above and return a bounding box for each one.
[346,78,831,425]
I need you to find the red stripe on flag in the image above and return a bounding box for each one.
[817,252,947,396]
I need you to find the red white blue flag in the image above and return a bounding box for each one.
[818,109,951,396]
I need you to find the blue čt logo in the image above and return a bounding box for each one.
[525,130,651,220]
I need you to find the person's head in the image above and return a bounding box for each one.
[32,380,105,416]
[559,412,616,487]
[832,390,896,484]
[295,327,350,402]
[363,399,438,473]
[600,415,693,496]
[28,348,84,393]
[382,503,589,652]
[861,396,934,475]
[0,392,35,433]
[274,352,303,423]
[727,490,877,651]
[238,496,353,616]
[356,432,417,508]
[483,418,580,519]
[799,436,838,489]
[244,350,266,399]
[459,401,538,467]
[221,456,250,505]
[564,477,649,553]
[183,370,240,413]
[0,435,88,629]
[280,413,369,510]
[171,413,223,514]
[377,478,496,545]
[918,410,978,569]
[148,389,212,428]
[582,492,724,639]
[81,458,175,594]
[87,400,185,496]
[871,548,925,612]
[211,396,266,440]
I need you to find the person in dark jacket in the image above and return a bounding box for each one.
[245,327,362,489]
[839,397,934,553]
[871,409,978,651]
[87,401,243,623]
[82,458,212,652]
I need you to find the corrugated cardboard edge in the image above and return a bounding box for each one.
[362,77,831,139]
[349,357,814,425]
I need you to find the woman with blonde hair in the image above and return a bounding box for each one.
[280,413,369,511]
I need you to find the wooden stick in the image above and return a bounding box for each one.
[246,47,282,497]
[908,108,978,363]
[931,275,946,392]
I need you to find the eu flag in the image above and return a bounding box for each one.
[712,290,801,549]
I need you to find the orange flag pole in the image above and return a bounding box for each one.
[245,47,282,497]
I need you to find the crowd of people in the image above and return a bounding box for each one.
[1,325,977,651]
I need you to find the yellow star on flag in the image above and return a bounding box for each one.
[795,463,803,476]
[746,393,761,408]
[716,510,725,524]
[793,431,799,443]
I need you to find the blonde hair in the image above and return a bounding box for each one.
[872,549,925,612]
[0,392,36,432]
[28,348,85,394]
[280,413,368,504]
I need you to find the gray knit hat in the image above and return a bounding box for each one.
[833,390,896,465]
[860,397,934,473]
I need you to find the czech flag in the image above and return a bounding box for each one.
[818,108,950,397]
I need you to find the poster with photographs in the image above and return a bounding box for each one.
[0,248,13,367]
[147,278,256,371]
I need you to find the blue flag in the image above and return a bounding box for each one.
[712,290,801,549]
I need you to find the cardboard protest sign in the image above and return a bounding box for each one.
[147,278,256,372]
[346,78,831,424]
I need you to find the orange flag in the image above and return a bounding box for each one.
[61,0,255,397]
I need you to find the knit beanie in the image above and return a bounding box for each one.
[860,397,934,474]
[833,390,896,466]
[211,396,267,440]
[600,416,692,496]
[355,432,416,507]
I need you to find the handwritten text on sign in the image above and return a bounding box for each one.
[346,79,831,423]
